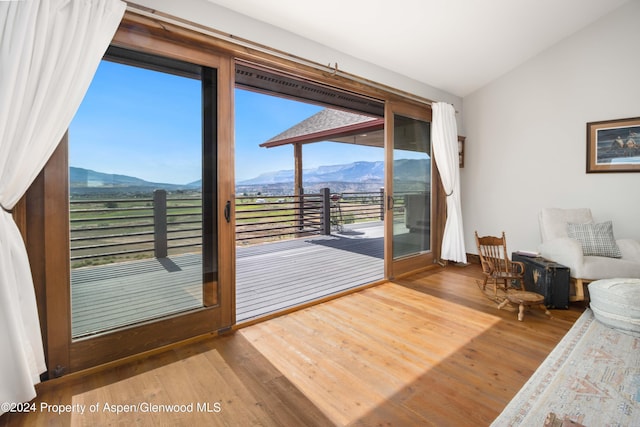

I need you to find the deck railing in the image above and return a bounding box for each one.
[235,192,323,242]
[332,189,385,225]
[70,193,203,267]
[69,188,384,267]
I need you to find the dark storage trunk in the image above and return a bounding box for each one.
[512,252,570,309]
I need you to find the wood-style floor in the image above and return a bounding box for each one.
[1,264,585,427]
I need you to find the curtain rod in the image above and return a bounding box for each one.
[125,2,439,108]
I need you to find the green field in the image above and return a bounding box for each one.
[70,192,382,268]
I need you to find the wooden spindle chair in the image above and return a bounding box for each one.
[474,231,525,296]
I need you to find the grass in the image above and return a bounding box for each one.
[71,253,151,269]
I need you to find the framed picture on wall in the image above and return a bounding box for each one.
[458,136,465,168]
[587,116,640,173]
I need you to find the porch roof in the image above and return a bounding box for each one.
[260,108,384,149]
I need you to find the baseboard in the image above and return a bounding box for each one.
[466,253,480,264]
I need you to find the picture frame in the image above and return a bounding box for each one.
[458,136,465,168]
[587,116,640,173]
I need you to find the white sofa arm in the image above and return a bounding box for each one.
[538,237,584,272]
[617,239,640,262]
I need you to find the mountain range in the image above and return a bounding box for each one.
[238,159,429,184]
[70,159,429,196]
[237,161,385,185]
[70,167,200,195]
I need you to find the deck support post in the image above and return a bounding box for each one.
[321,187,331,235]
[379,187,385,220]
[154,189,168,258]
[294,143,304,236]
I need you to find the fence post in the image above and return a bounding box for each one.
[321,187,331,235]
[154,189,168,258]
[379,187,385,220]
[297,186,304,233]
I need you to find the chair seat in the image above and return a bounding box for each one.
[579,256,640,281]
[494,271,522,279]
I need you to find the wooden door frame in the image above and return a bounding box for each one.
[17,20,236,377]
[384,101,443,279]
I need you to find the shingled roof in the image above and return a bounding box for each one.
[260,108,384,148]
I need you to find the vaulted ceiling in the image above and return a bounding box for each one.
[205,0,629,97]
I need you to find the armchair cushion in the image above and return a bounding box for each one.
[539,208,592,241]
[618,238,640,261]
[538,237,584,275]
[567,221,622,258]
[579,256,640,280]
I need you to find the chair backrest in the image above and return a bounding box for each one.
[538,208,593,242]
[475,231,509,275]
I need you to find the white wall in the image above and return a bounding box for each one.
[133,0,461,112]
[462,0,640,255]
[132,0,640,257]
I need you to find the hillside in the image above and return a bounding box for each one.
[70,167,199,196]
[70,159,429,196]
[238,161,385,185]
[237,159,428,194]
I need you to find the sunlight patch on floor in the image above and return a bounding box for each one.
[240,282,502,425]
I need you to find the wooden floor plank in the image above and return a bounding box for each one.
[239,266,585,426]
[2,264,586,427]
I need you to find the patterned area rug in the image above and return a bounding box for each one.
[491,309,640,426]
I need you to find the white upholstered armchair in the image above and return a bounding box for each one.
[538,208,640,301]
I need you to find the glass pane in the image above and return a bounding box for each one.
[69,57,204,338]
[392,114,431,259]
[233,88,385,321]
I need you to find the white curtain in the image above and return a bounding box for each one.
[432,102,467,263]
[0,0,125,412]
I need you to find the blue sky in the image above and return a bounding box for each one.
[70,60,384,185]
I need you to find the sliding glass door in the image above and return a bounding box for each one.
[32,33,236,374]
[69,47,215,338]
[385,102,434,277]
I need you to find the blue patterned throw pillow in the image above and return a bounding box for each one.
[567,221,622,258]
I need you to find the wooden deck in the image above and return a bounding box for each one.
[236,221,383,321]
[71,221,384,338]
[72,255,202,337]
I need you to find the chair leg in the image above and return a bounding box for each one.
[570,278,586,302]
[482,276,489,291]
[540,304,551,318]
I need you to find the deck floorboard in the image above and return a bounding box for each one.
[71,222,384,338]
